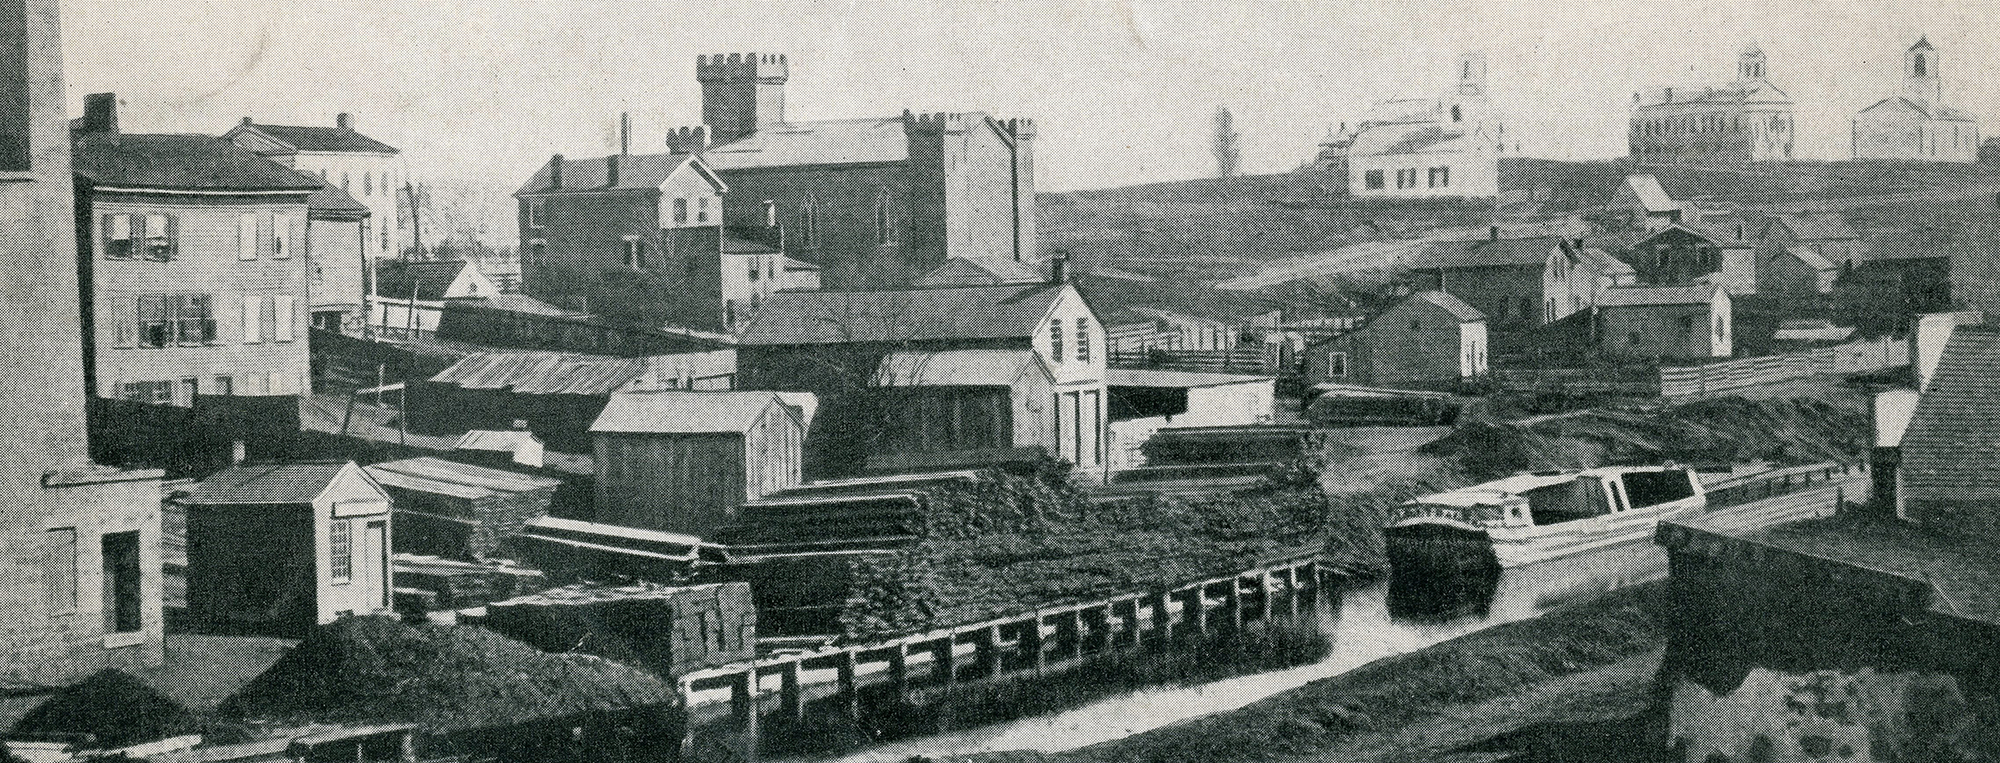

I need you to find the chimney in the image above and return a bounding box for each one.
[1050,252,1071,284]
[619,112,631,156]
[1489,225,1501,241]
[240,116,252,126]
[512,419,529,430]
[606,154,620,187]
[336,112,354,130]
[548,154,564,189]
[80,93,118,135]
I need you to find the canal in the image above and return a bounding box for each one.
[793,537,1670,762]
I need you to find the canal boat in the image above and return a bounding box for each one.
[1384,465,1706,569]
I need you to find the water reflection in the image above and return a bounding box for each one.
[797,539,1671,762]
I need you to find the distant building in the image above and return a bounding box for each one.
[305,185,371,334]
[735,274,1107,477]
[224,114,404,259]
[1405,231,1555,332]
[1761,213,1863,268]
[1853,37,1980,163]
[1594,284,1733,359]
[1610,223,1755,295]
[1305,291,1488,390]
[180,462,394,636]
[1761,245,1840,296]
[0,2,166,685]
[363,456,560,561]
[1542,238,1637,324]
[72,94,321,405]
[590,390,812,537]
[1609,174,1684,230]
[370,259,496,337]
[1629,43,1795,164]
[1345,52,1505,198]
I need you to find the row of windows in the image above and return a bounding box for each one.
[526,190,898,249]
[101,212,297,262]
[41,528,143,635]
[1048,317,1094,363]
[1635,113,1790,137]
[1362,166,1452,191]
[318,168,393,200]
[117,370,299,405]
[113,292,296,348]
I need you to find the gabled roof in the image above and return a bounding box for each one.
[1412,290,1486,322]
[911,257,1048,287]
[1909,35,1935,51]
[454,430,544,453]
[1778,244,1838,272]
[514,152,725,195]
[184,462,366,505]
[307,184,370,217]
[873,349,1047,387]
[737,282,1072,346]
[1595,284,1720,308]
[1410,236,1558,270]
[72,133,325,193]
[469,293,583,318]
[1632,223,1738,249]
[374,260,468,301]
[1636,79,1792,108]
[232,122,399,154]
[1569,246,1636,275]
[702,117,915,170]
[1772,213,1859,242]
[589,390,799,435]
[1901,327,2000,507]
[1618,174,1676,212]
[1351,123,1475,158]
[1856,96,1978,122]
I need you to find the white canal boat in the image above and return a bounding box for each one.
[1384,465,1707,568]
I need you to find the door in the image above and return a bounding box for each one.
[364,520,388,611]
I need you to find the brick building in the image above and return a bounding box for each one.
[1852,37,1980,163]
[0,1,166,687]
[224,114,404,259]
[1629,43,1796,164]
[72,94,321,405]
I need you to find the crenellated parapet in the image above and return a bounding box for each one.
[697,52,789,84]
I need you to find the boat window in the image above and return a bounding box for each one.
[1623,470,1697,509]
[1522,480,1609,525]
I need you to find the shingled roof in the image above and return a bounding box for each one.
[72,134,325,193]
[236,122,399,154]
[1409,236,1558,269]
[1900,327,2000,512]
[184,462,362,505]
[737,282,1072,345]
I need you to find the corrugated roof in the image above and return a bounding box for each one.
[514,152,718,195]
[240,123,399,154]
[1595,284,1719,307]
[374,260,467,301]
[1900,327,2000,508]
[590,390,799,434]
[72,133,325,193]
[1774,213,1859,242]
[1105,368,1272,389]
[737,283,1068,345]
[873,349,1044,387]
[702,117,913,170]
[1620,175,1676,212]
[1410,236,1558,269]
[911,258,1048,287]
[1414,290,1486,322]
[184,462,357,504]
[364,457,559,501]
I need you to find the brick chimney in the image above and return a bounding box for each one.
[548,154,564,189]
[79,92,118,134]
[1050,252,1071,284]
[336,112,354,130]
[1489,225,1501,241]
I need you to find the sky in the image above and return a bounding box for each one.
[55,0,2000,233]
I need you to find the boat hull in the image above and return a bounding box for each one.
[1387,501,1702,569]
[1384,522,1500,573]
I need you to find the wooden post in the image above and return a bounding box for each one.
[1260,571,1276,622]
[1226,577,1244,631]
[1285,566,1301,617]
[729,670,758,761]
[834,652,860,721]
[777,661,804,722]
[1189,586,1209,634]
[887,646,910,701]
[1029,615,1048,673]
[1063,609,1084,660]
[979,624,1004,678]
[936,638,957,686]
[1149,592,1173,646]
[677,679,697,761]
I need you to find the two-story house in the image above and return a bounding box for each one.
[735,264,1105,478]
[224,114,403,260]
[72,94,321,405]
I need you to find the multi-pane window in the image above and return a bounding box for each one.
[697,196,710,223]
[1364,170,1384,190]
[747,260,760,282]
[102,531,142,634]
[875,190,891,245]
[527,198,545,229]
[672,198,688,225]
[104,214,136,259]
[103,213,176,261]
[796,194,818,247]
[330,520,353,584]
[1049,322,1064,363]
[1074,317,1090,362]
[1327,352,1348,377]
[135,293,213,348]
[120,380,172,404]
[142,214,173,260]
[623,238,644,269]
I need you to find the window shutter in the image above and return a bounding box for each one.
[242,295,263,344]
[274,295,295,342]
[99,213,114,259]
[273,213,293,259]
[166,214,179,261]
[237,213,257,260]
[112,296,136,348]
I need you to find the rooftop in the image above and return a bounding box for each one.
[183,462,357,505]
[1595,284,1720,308]
[590,390,799,434]
[1410,290,1486,322]
[1857,95,1978,122]
[427,350,736,396]
[1105,368,1272,389]
[910,257,1048,287]
[235,121,399,154]
[363,457,560,501]
[1619,174,1677,213]
[1681,515,2000,626]
[1900,327,2000,508]
[1410,235,1558,269]
[737,282,1070,346]
[373,260,467,301]
[514,152,721,195]
[702,116,915,170]
[72,133,325,193]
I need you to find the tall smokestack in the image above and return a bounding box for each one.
[619,112,631,156]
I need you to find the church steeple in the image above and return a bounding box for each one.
[1905,35,1941,103]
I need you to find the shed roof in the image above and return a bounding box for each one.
[364,457,560,501]
[1411,236,1558,269]
[72,133,325,193]
[737,283,1070,345]
[236,122,400,154]
[590,390,799,435]
[873,349,1045,387]
[1900,327,2000,507]
[1619,174,1676,213]
[184,462,362,505]
[1595,284,1720,307]
[1105,368,1272,389]
[374,260,467,301]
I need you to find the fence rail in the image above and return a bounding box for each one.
[1108,348,1272,373]
[1659,337,1906,399]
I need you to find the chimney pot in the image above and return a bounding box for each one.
[336,112,354,130]
[1050,252,1072,284]
[549,154,564,189]
[81,93,119,135]
[1489,225,1501,241]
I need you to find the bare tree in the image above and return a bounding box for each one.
[1213,106,1242,179]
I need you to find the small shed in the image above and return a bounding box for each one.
[483,582,756,678]
[868,349,1055,457]
[1595,284,1733,359]
[362,457,561,560]
[1761,244,1840,296]
[589,390,813,537]
[1305,291,1489,390]
[180,462,393,636]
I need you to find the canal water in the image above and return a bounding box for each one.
[796,538,1671,762]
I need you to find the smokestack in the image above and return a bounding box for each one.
[549,154,564,189]
[336,112,354,130]
[1489,225,1501,241]
[80,93,118,135]
[619,112,631,156]
[606,154,620,187]
[1050,252,1071,284]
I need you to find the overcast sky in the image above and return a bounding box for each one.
[58,0,2000,200]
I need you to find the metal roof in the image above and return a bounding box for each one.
[590,390,804,435]
[364,457,561,501]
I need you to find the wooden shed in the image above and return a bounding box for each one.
[362,457,562,560]
[589,390,813,537]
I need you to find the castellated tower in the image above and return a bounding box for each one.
[1904,36,1941,104]
[698,52,789,144]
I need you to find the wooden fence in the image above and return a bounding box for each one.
[1658,337,1907,399]
[1108,347,1272,373]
